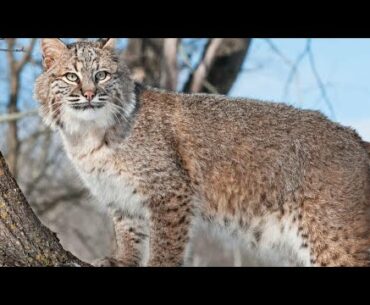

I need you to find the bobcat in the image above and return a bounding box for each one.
[34,38,370,266]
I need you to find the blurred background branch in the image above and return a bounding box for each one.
[0,109,38,123]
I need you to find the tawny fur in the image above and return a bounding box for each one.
[34,39,370,266]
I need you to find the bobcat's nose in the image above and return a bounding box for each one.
[84,90,95,102]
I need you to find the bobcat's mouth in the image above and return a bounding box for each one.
[70,102,105,110]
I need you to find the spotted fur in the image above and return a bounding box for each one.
[34,39,370,266]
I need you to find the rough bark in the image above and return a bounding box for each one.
[184,38,251,94]
[0,151,90,267]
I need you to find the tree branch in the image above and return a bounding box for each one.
[0,109,38,123]
[160,39,179,90]
[16,38,37,73]
[0,151,90,266]
[185,38,224,93]
[178,44,220,94]
[184,38,251,94]
[282,39,310,101]
[0,47,25,52]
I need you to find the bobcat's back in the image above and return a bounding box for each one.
[135,87,370,266]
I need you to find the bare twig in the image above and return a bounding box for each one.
[264,39,293,67]
[307,41,336,120]
[0,109,38,123]
[265,39,335,118]
[265,39,306,102]
[16,38,37,72]
[282,39,311,100]
[0,47,25,52]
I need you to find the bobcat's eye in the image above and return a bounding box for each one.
[95,71,109,82]
[65,73,79,82]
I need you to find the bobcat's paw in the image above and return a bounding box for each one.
[92,257,122,267]
[92,257,139,267]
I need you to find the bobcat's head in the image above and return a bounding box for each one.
[34,38,135,133]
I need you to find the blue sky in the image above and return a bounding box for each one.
[230,39,370,140]
[1,38,369,140]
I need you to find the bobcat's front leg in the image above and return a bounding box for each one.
[147,193,192,267]
[95,212,148,267]
[112,212,149,266]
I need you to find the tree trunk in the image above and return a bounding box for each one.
[184,38,252,94]
[0,151,90,267]
[122,38,181,91]
[160,39,179,91]
[122,38,164,87]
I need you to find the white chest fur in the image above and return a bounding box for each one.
[61,130,148,218]
[79,169,147,218]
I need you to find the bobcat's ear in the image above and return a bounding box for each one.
[98,38,116,50]
[41,38,67,70]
